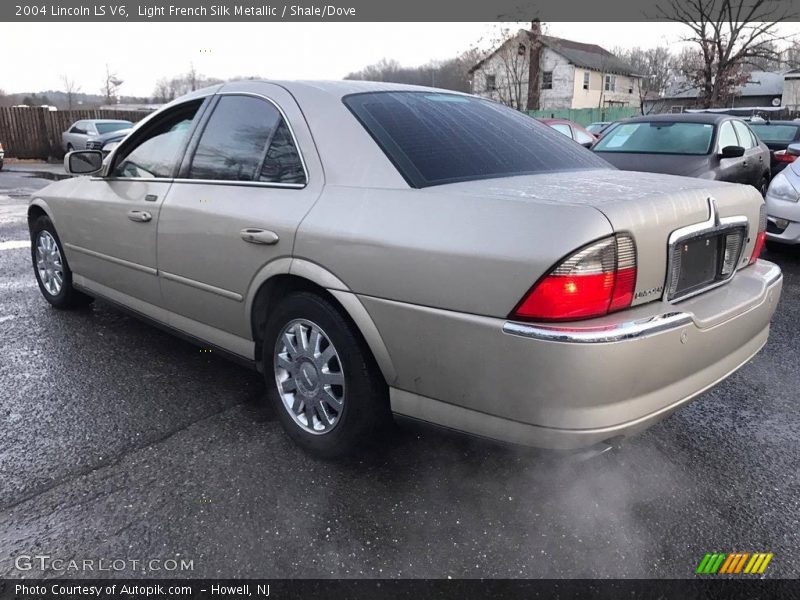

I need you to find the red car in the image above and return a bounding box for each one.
[539,118,597,148]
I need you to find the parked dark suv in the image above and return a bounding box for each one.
[592,113,771,196]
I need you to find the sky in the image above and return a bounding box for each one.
[0,21,760,97]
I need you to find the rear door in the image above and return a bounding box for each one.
[156,85,323,340]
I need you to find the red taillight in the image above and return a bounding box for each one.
[511,235,637,322]
[749,204,767,265]
[774,150,796,164]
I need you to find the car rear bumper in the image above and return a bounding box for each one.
[364,260,782,449]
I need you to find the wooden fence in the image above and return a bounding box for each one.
[0,108,150,160]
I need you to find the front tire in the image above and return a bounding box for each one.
[263,291,389,458]
[30,215,93,309]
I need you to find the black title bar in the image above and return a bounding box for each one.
[3,0,800,22]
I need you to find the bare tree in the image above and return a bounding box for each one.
[660,0,794,107]
[61,74,81,110]
[102,64,123,105]
[616,46,675,113]
[187,62,199,91]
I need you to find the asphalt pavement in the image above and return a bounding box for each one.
[0,170,798,579]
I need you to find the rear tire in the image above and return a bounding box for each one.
[262,291,389,458]
[30,215,93,309]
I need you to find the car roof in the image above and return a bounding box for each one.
[621,113,734,125]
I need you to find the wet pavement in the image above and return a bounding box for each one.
[0,171,798,579]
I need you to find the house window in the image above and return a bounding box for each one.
[628,80,634,94]
[583,71,590,90]
[486,74,497,91]
[671,105,683,114]
[605,74,616,92]
[542,71,553,90]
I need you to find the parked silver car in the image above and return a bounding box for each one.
[62,119,132,152]
[30,81,781,457]
[765,141,800,245]
[85,127,132,155]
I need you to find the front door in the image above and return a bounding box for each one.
[61,99,206,308]
[715,120,749,184]
[156,85,323,341]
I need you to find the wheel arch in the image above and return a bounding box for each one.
[27,199,55,229]
[248,259,397,384]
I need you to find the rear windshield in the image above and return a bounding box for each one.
[593,121,714,155]
[749,124,799,143]
[96,121,133,134]
[343,92,611,188]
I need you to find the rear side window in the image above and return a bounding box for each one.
[343,92,610,188]
[189,95,305,184]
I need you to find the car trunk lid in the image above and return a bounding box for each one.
[435,168,763,309]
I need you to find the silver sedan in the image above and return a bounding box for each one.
[32,81,781,457]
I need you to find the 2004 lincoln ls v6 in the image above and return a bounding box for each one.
[28,80,782,457]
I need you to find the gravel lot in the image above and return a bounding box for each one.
[1,169,798,579]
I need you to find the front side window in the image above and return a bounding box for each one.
[343,91,611,188]
[594,121,714,155]
[189,95,305,184]
[717,121,739,151]
[542,72,553,90]
[732,120,755,149]
[70,121,86,134]
[112,101,201,178]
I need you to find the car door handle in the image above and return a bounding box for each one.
[127,210,152,223]
[240,228,279,245]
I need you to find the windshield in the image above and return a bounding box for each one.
[593,121,715,155]
[749,124,799,144]
[343,92,611,188]
[96,121,133,135]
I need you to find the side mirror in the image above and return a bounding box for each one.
[65,150,103,175]
[787,142,800,157]
[720,145,745,159]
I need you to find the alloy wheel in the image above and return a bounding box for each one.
[274,318,346,435]
[35,231,64,296]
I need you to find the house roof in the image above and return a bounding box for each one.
[468,30,639,77]
[659,71,785,100]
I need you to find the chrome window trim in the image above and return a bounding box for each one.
[663,197,749,303]
[91,91,310,190]
[196,90,310,188]
[503,312,693,344]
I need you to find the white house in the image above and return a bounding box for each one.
[469,24,642,111]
